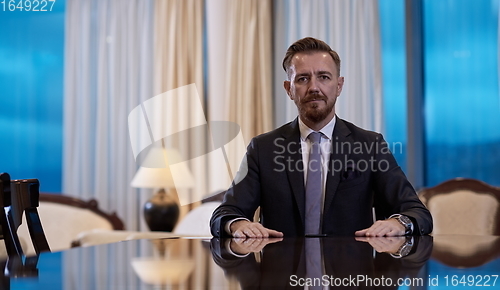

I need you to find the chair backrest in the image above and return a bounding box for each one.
[39,193,124,230]
[418,178,500,235]
[16,193,125,253]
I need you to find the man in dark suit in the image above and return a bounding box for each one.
[210,37,432,238]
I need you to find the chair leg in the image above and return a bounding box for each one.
[1,213,24,257]
[0,173,24,256]
[25,208,50,254]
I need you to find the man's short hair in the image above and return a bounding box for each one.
[282,37,341,77]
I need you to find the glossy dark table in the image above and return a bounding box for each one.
[2,235,500,289]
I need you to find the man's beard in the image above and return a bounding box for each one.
[298,95,335,123]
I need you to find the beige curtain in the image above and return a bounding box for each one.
[64,0,154,231]
[152,0,208,207]
[154,0,203,95]
[205,0,273,194]
[63,0,155,289]
[225,0,273,143]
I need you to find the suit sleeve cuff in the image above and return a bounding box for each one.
[225,217,251,235]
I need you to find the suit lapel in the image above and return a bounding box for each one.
[323,118,352,218]
[282,118,306,226]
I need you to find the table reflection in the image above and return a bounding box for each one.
[211,236,433,289]
[0,255,40,289]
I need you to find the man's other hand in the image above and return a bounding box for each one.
[230,237,283,255]
[230,220,284,238]
[354,219,405,237]
[355,236,406,254]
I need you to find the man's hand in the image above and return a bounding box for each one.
[230,220,284,238]
[355,236,406,254]
[230,238,283,255]
[354,219,405,237]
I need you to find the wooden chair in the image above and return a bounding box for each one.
[0,173,50,256]
[420,178,500,268]
[418,178,500,235]
[10,179,51,254]
[15,192,125,253]
[39,193,124,230]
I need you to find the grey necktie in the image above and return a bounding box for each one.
[305,132,322,235]
[305,237,324,289]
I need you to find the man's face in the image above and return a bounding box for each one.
[284,52,344,127]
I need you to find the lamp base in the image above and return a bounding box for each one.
[144,188,180,232]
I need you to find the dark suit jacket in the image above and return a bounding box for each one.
[210,117,432,237]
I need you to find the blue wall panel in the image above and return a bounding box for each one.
[0,2,65,192]
[0,3,65,290]
[424,0,500,186]
[379,0,408,173]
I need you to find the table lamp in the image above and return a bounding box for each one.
[131,147,194,231]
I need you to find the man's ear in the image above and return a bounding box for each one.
[284,80,292,99]
[337,77,345,96]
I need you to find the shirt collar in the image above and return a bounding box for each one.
[298,115,336,142]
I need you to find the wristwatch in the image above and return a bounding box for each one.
[389,214,413,235]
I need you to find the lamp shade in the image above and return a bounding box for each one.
[130,167,175,189]
[130,147,194,189]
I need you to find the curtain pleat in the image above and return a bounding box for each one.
[205,0,273,197]
[153,0,208,207]
[226,0,273,143]
[63,0,154,289]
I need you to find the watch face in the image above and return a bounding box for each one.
[399,243,412,256]
[399,215,411,225]
[397,216,412,234]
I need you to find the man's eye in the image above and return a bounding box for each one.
[297,77,307,82]
[319,75,330,80]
